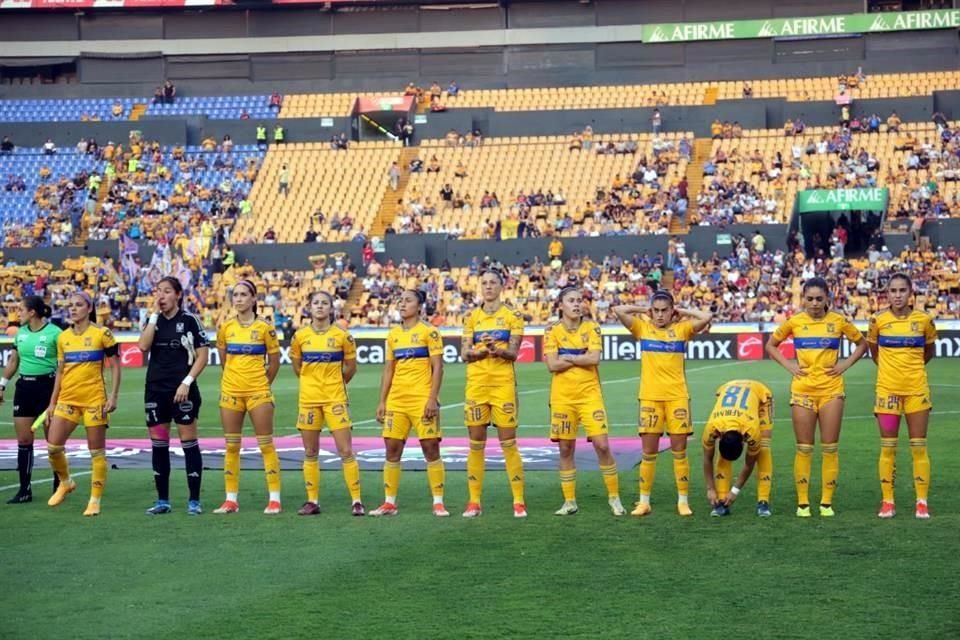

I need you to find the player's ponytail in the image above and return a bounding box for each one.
[406,288,426,307]
[23,295,52,320]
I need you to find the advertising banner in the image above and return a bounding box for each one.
[796,188,889,213]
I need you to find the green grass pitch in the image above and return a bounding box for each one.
[2,360,959,639]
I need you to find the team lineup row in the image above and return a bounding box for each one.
[2,270,935,520]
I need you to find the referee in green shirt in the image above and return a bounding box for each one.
[1,296,61,503]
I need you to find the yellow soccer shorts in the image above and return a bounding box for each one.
[550,398,609,442]
[874,392,932,416]
[790,393,844,413]
[297,402,353,432]
[53,402,108,428]
[464,384,518,429]
[638,398,692,436]
[383,402,441,441]
[219,391,275,413]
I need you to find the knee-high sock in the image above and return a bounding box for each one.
[47,444,70,483]
[600,462,619,499]
[303,453,320,503]
[17,444,33,492]
[341,455,361,503]
[909,437,930,502]
[757,440,773,503]
[89,449,107,502]
[224,433,241,500]
[639,452,657,502]
[257,434,282,499]
[426,459,445,499]
[466,439,485,504]
[794,443,814,505]
[821,442,839,505]
[715,456,733,501]
[672,450,690,499]
[501,438,525,505]
[151,438,170,502]
[559,468,576,502]
[383,461,401,503]
[182,439,203,502]
[879,437,898,503]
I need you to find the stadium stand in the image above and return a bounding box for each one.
[146,95,276,120]
[0,98,142,122]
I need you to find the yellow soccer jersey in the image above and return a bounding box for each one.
[463,304,524,388]
[772,311,863,396]
[628,317,695,401]
[291,324,356,406]
[703,380,773,450]
[543,319,603,404]
[867,310,936,396]
[386,321,443,406]
[216,318,280,396]
[57,324,117,406]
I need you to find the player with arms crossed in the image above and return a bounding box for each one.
[45,292,121,516]
[460,269,527,518]
[613,291,711,517]
[544,287,624,516]
[138,276,210,516]
[214,280,282,515]
[1,296,61,504]
[701,380,774,517]
[867,273,936,519]
[290,291,364,516]
[370,290,447,517]
[766,277,867,518]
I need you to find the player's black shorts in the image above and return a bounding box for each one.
[144,384,202,427]
[13,374,56,418]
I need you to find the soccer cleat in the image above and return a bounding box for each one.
[554,500,579,516]
[710,504,731,517]
[433,503,450,517]
[6,490,32,504]
[819,504,835,517]
[756,501,772,518]
[351,501,365,517]
[513,503,528,519]
[47,478,76,507]
[213,500,240,514]
[915,501,930,520]
[187,500,203,516]
[369,502,398,517]
[608,497,626,517]
[263,500,282,515]
[796,504,812,518]
[297,501,321,516]
[82,500,101,517]
[462,502,483,518]
[631,502,652,517]
[877,502,896,519]
[677,502,694,517]
[145,500,172,516]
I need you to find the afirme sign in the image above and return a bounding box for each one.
[641,9,960,43]
[796,188,889,213]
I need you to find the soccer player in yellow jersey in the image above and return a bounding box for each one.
[613,291,711,517]
[766,277,867,518]
[213,280,282,515]
[544,287,625,517]
[370,289,446,517]
[44,292,121,516]
[867,273,936,519]
[290,291,364,516]
[460,269,527,518]
[701,380,774,517]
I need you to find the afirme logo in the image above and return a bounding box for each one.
[869,15,892,31]
[649,27,668,42]
[757,21,777,37]
[806,192,825,205]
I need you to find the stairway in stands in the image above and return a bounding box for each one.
[129,103,147,121]
[343,279,366,320]
[669,137,712,236]
[702,86,719,106]
[371,145,419,236]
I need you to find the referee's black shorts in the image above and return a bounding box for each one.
[13,373,56,418]
[144,385,202,427]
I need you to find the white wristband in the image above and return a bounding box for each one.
[730,486,741,496]
[181,375,195,386]
[148,313,159,326]
[0,377,8,389]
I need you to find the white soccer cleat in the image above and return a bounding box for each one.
[554,500,579,516]
[608,496,626,516]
